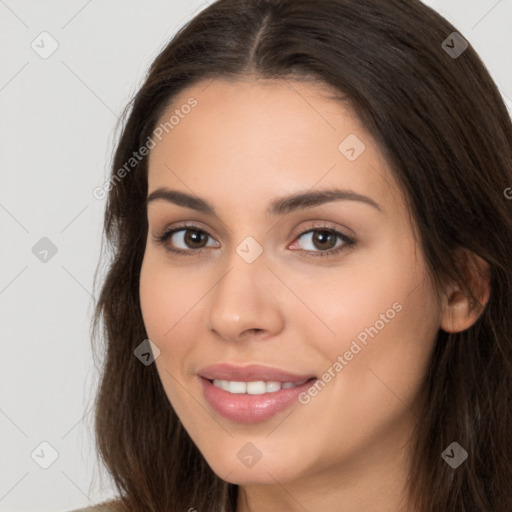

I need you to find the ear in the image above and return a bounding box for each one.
[439,249,491,334]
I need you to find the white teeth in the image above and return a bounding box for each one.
[215,380,230,391]
[247,381,267,394]
[228,381,247,394]
[265,381,281,393]
[212,379,309,394]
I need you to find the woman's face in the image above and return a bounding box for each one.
[139,78,442,489]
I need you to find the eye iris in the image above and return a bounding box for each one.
[184,229,207,248]
[313,230,336,250]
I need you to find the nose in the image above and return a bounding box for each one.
[206,251,285,343]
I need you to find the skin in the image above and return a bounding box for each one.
[139,78,490,512]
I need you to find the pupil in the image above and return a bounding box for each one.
[185,230,206,248]
[314,230,335,250]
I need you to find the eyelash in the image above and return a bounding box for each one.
[153,223,356,259]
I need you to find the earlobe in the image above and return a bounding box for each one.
[439,250,491,334]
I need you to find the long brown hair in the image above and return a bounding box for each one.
[90,1,512,510]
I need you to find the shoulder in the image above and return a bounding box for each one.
[68,499,124,512]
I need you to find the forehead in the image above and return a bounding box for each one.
[147,78,405,218]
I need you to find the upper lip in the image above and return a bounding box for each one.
[198,363,316,383]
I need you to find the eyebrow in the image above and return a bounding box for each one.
[146,187,384,215]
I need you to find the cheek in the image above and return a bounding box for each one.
[139,269,171,341]
[139,254,202,341]
[308,244,427,353]
[311,240,438,400]
[362,274,439,399]
[139,255,200,409]
[299,271,438,459]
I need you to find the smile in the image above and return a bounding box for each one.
[200,376,317,423]
[211,379,309,394]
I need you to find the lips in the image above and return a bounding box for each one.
[199,376,317,423]
[198,363,316,383]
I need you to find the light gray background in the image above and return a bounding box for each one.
[0,1,510,511]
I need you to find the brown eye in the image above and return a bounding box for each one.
[310,230,338,250]
[154,226,219,254]
[295,229,346,252]
[290,227,356,258]
[182,229,209,249]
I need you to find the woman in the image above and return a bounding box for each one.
[75,0,512,510]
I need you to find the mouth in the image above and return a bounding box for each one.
[199,371,318,424]
[197,363,318,423]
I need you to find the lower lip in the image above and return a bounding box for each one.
[200,377,317,424]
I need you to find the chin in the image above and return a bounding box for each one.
[198,441,305,486]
